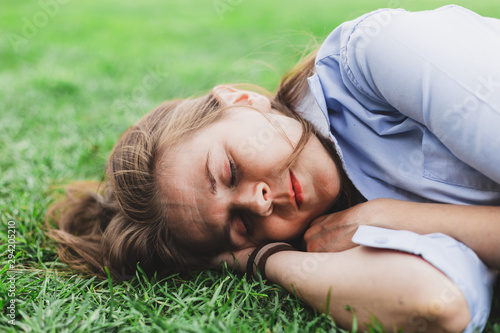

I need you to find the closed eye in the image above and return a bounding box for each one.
[229,157,238,187]
[238,212,252,235]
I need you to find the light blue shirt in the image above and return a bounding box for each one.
[299,5,499,332]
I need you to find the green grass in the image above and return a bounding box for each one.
[0,0,499,331]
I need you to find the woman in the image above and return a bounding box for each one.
[47,5,499,332]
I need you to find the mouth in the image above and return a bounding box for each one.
[289,171,304,209]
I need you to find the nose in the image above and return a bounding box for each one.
[233,181,272,216]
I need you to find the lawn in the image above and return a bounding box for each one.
[0,0,499,331]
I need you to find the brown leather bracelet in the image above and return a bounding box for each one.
[246,242,295,281]
[246,244,266,281]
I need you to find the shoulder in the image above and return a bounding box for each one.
[317,5,484,63]
[313,5,498,105]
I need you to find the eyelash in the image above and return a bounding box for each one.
[229,157,238,187]
[238,212,250,234]
[227,157,249,235]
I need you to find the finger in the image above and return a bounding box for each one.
[305,225,353,252]
[303,225,326,248]
[303,225,315,243]
[306,236,352,252]
[303,220,331,244]
[309,214,331,227]
[304,227,332,251]
[305,235,332,252]
[304,216,330,239]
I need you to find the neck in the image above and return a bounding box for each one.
[314,131,362,212]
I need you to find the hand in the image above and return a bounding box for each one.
[210,247,256,273]
[304,202,374,252]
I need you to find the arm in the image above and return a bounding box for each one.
[267,247,470,332]
[218,245,470,332]
[369,199,500,269]
[305,199,500,269]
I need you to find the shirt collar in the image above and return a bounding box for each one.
[294,73,330,137]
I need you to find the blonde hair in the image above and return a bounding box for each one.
[46,49,354,279]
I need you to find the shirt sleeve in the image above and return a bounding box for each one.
[352,225,497,333]
[342,5,500,184]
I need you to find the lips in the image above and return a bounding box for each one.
[289,171,304,209]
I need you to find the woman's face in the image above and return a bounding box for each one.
[158,87,341,253]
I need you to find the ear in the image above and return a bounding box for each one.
[212,85,271,110]
[212,85,252,107]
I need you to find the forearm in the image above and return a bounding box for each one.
[265,247,469,332]
[368,199,500,268]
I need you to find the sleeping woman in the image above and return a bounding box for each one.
[47,5,500,332]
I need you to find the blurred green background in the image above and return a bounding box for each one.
[1,0,499,332]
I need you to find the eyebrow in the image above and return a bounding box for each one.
[205,150,217,195]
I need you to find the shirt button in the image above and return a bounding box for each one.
[374,236,388,244]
